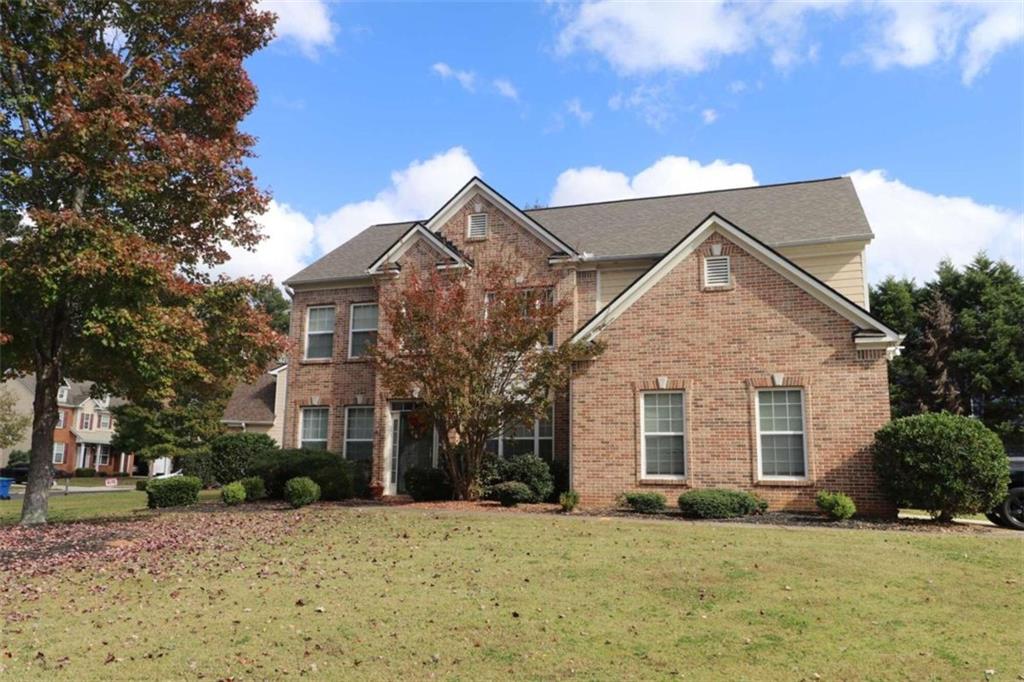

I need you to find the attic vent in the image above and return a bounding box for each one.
[577,270,596,283]
[467,213,488,239]
[704,256,731,287]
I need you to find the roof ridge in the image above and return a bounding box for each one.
[525,176,848,213]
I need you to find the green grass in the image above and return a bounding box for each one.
[49,476,146,488]
[1,505,1020,680]
[0,490,220,525]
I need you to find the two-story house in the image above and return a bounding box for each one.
[281,177,902,514]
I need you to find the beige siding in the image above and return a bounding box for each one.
[268,367,287,446]
[778,241,868,307]
[597,268,647,309]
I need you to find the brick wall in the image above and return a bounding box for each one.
[569,232,894,516]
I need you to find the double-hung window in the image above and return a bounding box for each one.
[300,407,329,450]
[97,445,110,466]
[348,303,379,359]
[52,443,66,464]
[57,410,66,429]
[80,413,93,430]
[641,392,686,478]
[344,407,374,462]
[486,408,554,462]
[99,413,111,429]
[304,306,335,360]
[756,389,807,479]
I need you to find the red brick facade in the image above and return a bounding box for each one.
[284,188,895,515]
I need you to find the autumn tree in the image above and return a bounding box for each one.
[0,1,284,523]
[370,256,604,500]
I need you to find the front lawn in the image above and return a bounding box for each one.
[0,504,1018,680]
[0,490,220,525]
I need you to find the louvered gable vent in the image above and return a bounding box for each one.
[704,255,731,287]
[467,213,488,239]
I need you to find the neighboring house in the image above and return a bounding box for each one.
[281,176,902,514]
[221,364,288,445]
[0,377,134,475]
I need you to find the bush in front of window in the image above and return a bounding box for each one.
[284,476,321,508]
[239,476,266,501]
[872,413,1008,522]
[677,489,767,518]
[74,467,97,477]
[221,481,246,506]
[404,466,452,501]
[622,491,667,514]
[559,489,580,512]
[494,454,553,503]
[250,449,354,501]
[145,475,202,508]
[493,481,533,507]
[208,432,279,485]
[815,491,856,520]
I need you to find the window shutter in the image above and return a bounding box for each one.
[704,256,731,287]
[468,213,488,239]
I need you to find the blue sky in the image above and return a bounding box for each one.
[223,1,1024,287]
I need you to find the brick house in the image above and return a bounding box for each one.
[1,377,134,475]
[282,177,902,514]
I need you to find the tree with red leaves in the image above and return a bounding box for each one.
[370,255,604,500]
[0,1,284,524]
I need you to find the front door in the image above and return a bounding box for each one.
[389,403,434,495]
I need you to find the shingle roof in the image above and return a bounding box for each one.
[284,177,872,285]
[222,372,277,424]
[11,376,126,408]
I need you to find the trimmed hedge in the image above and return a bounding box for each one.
[221,481,246,506]
[146,476,202,509]
[493,481,533,507]
[404,466,452,501]
[872,413,1008,520]
[208,432,278,485]
[623,491,666,514]
[75,468,96,478]
[559,489,580,512]
[284,476,320,508]
[816,491,856,520]
[239,476,266,501]
[250,449,354,501]
[677,489,767,518]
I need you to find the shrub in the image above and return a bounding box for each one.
[872,413,1009,521]
[495,454,553,503]
[623,491,666,514]
[284,476,320,508]
[74,467,96,478]
[8,450,30,466]
[221,481,246,505]
[404,466,452,501]
[250,449,354,501]
[208,432,278,485]
[146,476,202,509]
[178,446,216,488]
[239,476,266,501]
[559,489,580,512]
[493,481,533,507]
[549,459,570,502]
[816,491,856,520]
[135,480,149,492]
[677,489,767,518]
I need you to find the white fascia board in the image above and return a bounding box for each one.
[366,223,468,274]
[572,213,902,346]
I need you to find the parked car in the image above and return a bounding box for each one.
[0,462,58,484]
[986,456,1024,530]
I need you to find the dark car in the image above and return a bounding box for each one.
[987,456,1024,530]
[0,462,58,485]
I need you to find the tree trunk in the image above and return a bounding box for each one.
[20,361,60,525]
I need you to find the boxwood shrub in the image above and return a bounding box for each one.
[623,491,666,514]
[815,490,856,520]
[284,476,320,508]
[146,476,202,509]
[677,489,767,518]
[239,476,266,501]
[404,466,452,501]
[208,432,278,485]
[250,449,354,501]
[221,481,246,506]
[493,481,533,507]
[485,454,554,503]
[74,467,96,478]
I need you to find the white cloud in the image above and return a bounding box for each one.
[728,80,748,93]
[220,200,316,286]
[565,98,593,125]
[607,83,674,129]
[549,156,757,206]
[493,78,520,101]
[313,147,481,253]
[701,108,718,124]
[258,0,335,58]
[961,1,1024,83]
[432,62,476,92]
[851,169,1023,283]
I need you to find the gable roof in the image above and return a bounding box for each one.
[572,212,901,349]
[366,222,473,274]
[285,176,872,286]
[222,372,278,425]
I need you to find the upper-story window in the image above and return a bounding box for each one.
[467,213,488,239]
[99,413,111,429]
[57,410,66,429]
[349,303,379,359]
[304,306,335,360]
[80,413,93,430]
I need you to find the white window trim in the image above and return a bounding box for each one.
[639,390,687,481]
[97,445,110,466]
[466,212,488,239]
[80,413,92,430]
[343,406,374,460]
[754,388,809,481]
[348,303,379,360]
[99,413,111,429]
[52,442,66,464]
[303,305,335,361]
[703,255,731,288]
[487,406,554,458]
[57,410,66,429]
[299,406,330,449]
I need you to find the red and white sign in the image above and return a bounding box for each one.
[104,478,119,487]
